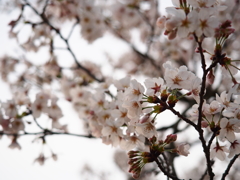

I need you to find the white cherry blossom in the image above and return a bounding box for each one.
[124,79,145,101]
[210,143,229,161]
[120,134,145,151]
[135,121,157,138]
[144,77,165,96]
[176,143,190,156]
[219,118,240,142]
[228,140,240,158]
[195,8,219,37]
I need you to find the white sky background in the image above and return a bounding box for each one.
[0,1,177,180]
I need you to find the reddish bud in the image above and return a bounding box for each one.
[195,47,200,53]
[164,134,177,144]
[158,140,164,145]
[168,29,177,40]
[156,16,166,28]
[201,121,209,128]
[149,136,157,144]
[207,70,215,85]
[139,113,150,124]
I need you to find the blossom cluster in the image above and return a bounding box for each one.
[157,0,228,39]
[189,84,240,160]
[0,91,65,149]
[1,0,240,179]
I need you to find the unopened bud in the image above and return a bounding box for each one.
[164,30,170,35]
[132,172,141,179]
[201,121,209,128]
[168,29,177,40]
[195,47,200,53]
[139,114,150,123]
[207,69,215,85]
[149,136,157,144]
[158,140,164,145]
[156,16,166,28]
[164,134,177,144]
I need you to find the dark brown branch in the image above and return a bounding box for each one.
[41,0,49,15]
[0,130,95,138]
[207,132,217,150]
[160,154,170,174]
[194,34,215,179]
[154,157,180,180]
[167,106,197,129]
[199,160,214,180]
[221,154,240,180]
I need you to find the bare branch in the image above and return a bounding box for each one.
[221,154,240,180]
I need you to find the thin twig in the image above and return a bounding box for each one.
[0,130,94,138]
[104,20,162,73]
[67,17,79,40]
[23,0,104,82]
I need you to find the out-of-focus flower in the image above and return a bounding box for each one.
[176,143,190,156]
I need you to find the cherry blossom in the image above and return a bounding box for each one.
[176,143,190,156]
[144,77,165,96]
[210,143,229,161]
[228,140,240,158]
[195,8,219,37]
[166,8,198,38]
[219,118,240,142]
[1,0,240,179]
[135,120,157,139]
[2,100,18,118]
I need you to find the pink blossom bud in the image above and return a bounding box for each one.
[149,136,157,143]
[156,16,166,28]
[139,113,150,123]
[164,134,177,144]
[132,172,140,179]
[168,29,177,40]
[195,47,200,53]
[164,30,170,35]
[176,143,190,156]
[201,121,209,128]
[207,70,215,85]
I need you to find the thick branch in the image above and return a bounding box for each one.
[194,34,215,179]
[154,157,179,180]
